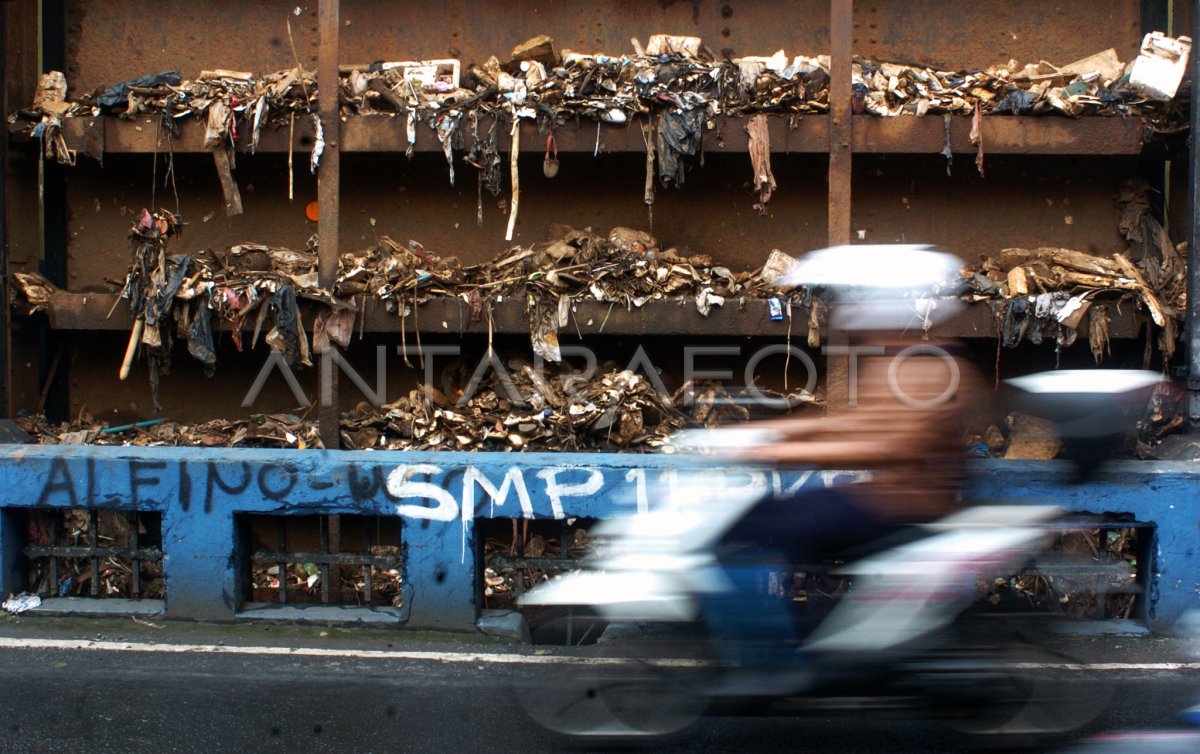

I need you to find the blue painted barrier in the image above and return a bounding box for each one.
[0,445,1196,632]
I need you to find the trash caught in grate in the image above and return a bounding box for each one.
[759,522,1149,622]
[480,518,596,606]
[241,514,403,608]
[22,509,164,599]
[480,518,601,644]
[976,523,1149,620]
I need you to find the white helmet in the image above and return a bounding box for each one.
[780,244,965,331]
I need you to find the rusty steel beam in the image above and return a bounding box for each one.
[316,2,339,290]
[249,551,401,567]
[853,115,1147,155]
[52,114,1151,156]
[23,545,163,561]
[56,114,827,154]
[317,0,340,448]
[38,292,1145,340]
[43,292,809,336]
[341,112,828,154]
[488,556,582,572]
[824,0,854,414]
[827,0,853,247]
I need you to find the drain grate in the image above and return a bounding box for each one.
[23,509,163,599]
[242,514,404,607]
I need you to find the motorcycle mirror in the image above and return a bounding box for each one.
[1004,370,1165,481]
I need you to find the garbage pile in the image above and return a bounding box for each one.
[19,67,315,128]
[10,35,831,157]
[10,34,1189,233]
[18,342,817,451]
[91,213,802,385]
[13,67,316,160]
[340,360,687,452]
[20,413,323,450]
[338,36,829,129]
[10,32,1190,170]
[13,67,318,214]
[770,524,1138,620]
[958,179,1184,362]
[966,246,1177,358]
[115,208,329,411]
[854,33,1190,123]
[338,226,770,311]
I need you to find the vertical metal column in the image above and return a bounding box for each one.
[276,518,288,605]
[88,509,99,596]
[317,0,341,448]
[319,515,332,604]
[361,521,373,604]
[827,0,853,247]
[39,0,69,422]
[0,1,9,418]
[131,512,141,598]
[1188,0,1200,429]
[825,0,855,412]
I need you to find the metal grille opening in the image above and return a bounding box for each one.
[976,521,1151,621]
[22,509,164,599]
[480,517,601,644]
[241,514,403,608]
[785,520,1152,622]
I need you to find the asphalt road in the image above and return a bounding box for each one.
[0,618,1196,753]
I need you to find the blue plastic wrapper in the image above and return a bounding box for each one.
[97,70,182,108]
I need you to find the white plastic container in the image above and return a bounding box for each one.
[1129,32,1192,101]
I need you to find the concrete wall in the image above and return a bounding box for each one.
[0,445,1196,632]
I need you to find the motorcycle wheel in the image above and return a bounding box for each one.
[934,644,1114,739]
[514,615,714,738]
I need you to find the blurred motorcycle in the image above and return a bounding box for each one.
[517,368,1160,741]
[516,245,1164,742]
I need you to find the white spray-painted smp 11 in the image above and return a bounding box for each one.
[383,464,870,563]
[386,463,610,563]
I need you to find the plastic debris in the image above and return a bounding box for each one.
[96,70,183,109]
[476,609,532,642]
[2,593,42,614]
[1129,32,1192,101]
[768,297,784,321]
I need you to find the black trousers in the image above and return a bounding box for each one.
[720,485,903,565]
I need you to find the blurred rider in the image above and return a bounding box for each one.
[724,246,982,561]
[705,246,983,693]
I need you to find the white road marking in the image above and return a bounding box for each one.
[0,636,695,666]
[0,636,1196,671]
[1013,662,1200,672]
